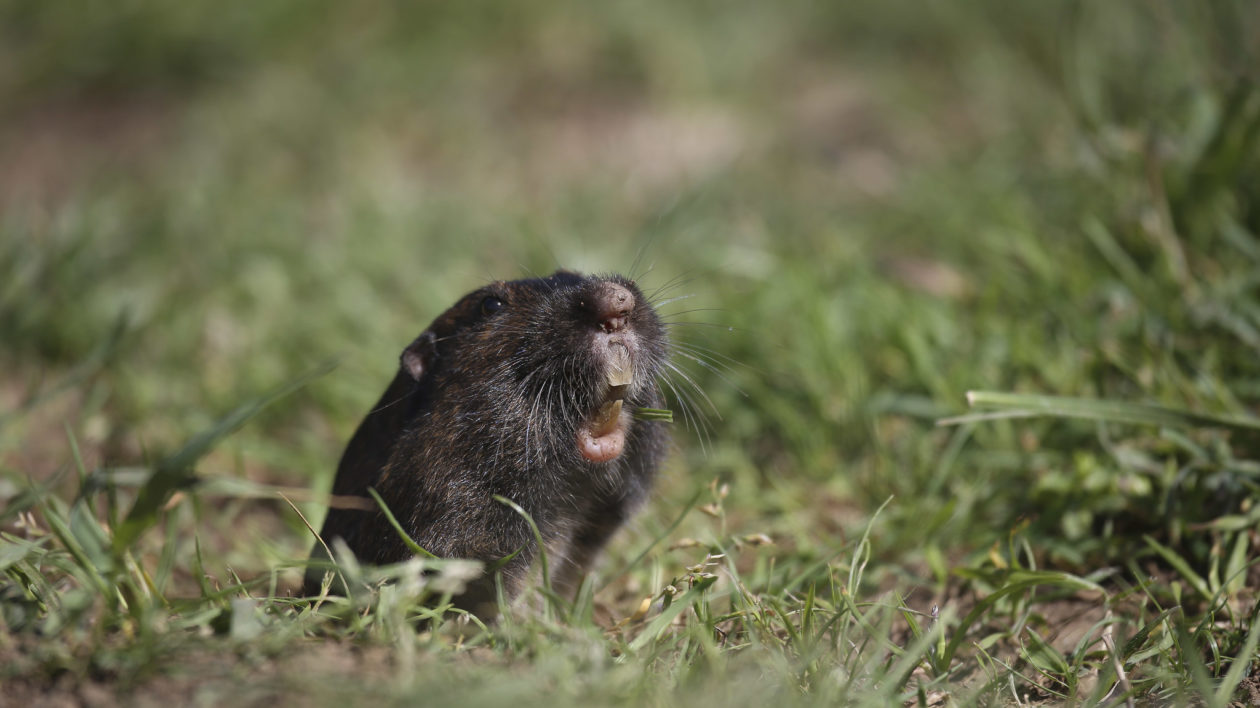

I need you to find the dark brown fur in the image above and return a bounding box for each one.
[305,271,669,616]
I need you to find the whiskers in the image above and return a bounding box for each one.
[651,305,748,457]
[641,271,695,306]
[367,384,414,417]
[520,362,565,471]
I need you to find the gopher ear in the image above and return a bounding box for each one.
[401,331,437,382]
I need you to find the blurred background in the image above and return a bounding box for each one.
[2,0,1258,588]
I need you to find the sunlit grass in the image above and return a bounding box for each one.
[2,0,1259,705]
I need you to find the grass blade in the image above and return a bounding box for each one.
[1143,535,1212,603]
[953,391,1260,435]
[112,360,336,553]
[367,487,437,559]
[1215,611,1260,707]
[628,574,719,652]
[942,571,1105,666]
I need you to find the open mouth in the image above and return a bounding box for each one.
[576,342,633,463]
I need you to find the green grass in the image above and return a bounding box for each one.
[2,0,1259,705]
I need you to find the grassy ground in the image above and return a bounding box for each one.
[2,1,1259,705]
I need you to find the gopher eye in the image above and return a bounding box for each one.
[480,296,505,316]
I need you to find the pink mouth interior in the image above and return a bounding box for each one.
[577,387,629,463]
[577,422,626,462]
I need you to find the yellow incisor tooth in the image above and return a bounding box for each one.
[592,399,623,436]
[608,343,633,387]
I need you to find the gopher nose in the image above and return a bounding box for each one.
[592,282,634,332]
